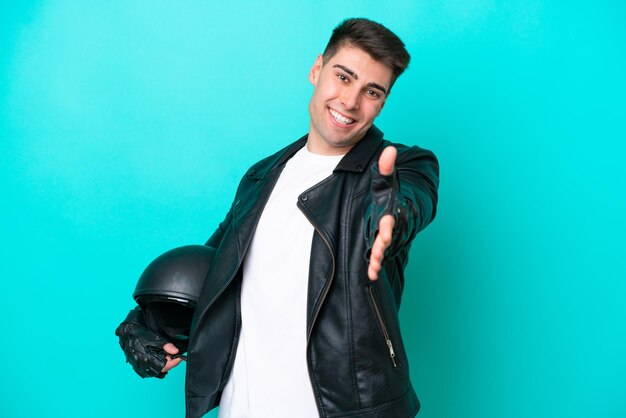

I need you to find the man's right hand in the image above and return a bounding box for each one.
[115,320,178,378]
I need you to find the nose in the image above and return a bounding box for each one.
[340,86,360,110]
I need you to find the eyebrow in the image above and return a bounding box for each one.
[333,64,388,96]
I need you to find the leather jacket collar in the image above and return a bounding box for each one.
[259,125,385,178]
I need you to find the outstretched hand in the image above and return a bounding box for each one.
[368,146,397,281]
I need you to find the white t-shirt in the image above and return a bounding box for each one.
[218,145,345,418]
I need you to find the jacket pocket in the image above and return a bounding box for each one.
[368,285,398,368]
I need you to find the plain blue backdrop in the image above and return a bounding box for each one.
[1,1,625,417]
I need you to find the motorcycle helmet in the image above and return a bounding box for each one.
[133,245,215,345]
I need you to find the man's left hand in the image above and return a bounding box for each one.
[368,146,397,281]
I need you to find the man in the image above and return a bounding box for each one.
[118,18,439,418]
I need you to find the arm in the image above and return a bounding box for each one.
[116,180,242,376]
[205,203,234,249]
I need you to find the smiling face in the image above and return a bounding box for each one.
[307,46,393,155]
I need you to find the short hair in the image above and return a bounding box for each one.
[322,18,411,90]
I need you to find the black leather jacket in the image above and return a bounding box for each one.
[185,126,439,418]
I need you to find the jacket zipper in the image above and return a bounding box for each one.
[368,286,398,368]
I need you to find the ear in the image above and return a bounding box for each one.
[308,54,324,85]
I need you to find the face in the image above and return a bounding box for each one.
[307,46,393,155]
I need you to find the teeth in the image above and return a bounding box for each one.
[329,108,354,125]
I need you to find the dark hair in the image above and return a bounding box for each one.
[322,18,411,90]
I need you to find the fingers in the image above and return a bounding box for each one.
[163,343,179,355]
[378,146,397,177]
[161,356,183,373]
[161,342,182,373]
[368,215,395,281]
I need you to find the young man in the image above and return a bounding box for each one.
[119,18,439,418]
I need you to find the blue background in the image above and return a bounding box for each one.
[1,1,625,417]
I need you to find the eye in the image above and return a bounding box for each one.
[366,89,380,99]
[336,73,348,82]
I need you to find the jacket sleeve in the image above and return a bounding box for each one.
[364,144,439,260]
[204,202,234,249]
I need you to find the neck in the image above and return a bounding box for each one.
[306,141,353,156]
[306,127,358,156]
